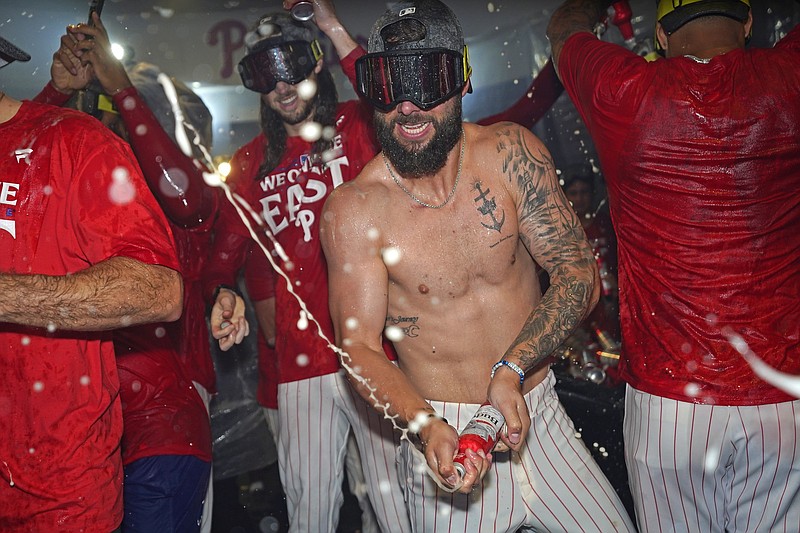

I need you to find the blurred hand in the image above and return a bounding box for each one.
[210,288,250,351]
[66,13,132,95]
[50,29,92,93]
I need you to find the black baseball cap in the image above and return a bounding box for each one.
[0,35,31,68]
[367,0,464,54]
[657,0,751,35]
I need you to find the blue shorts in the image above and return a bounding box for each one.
[122,455,211,533]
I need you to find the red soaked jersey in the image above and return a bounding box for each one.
[558,27,800,405]
[220,96,378,384]
[0,101,179,531]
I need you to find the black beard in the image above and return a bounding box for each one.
[374,97,462,178]
[277,93,316,126]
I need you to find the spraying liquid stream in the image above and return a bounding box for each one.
[159,74,800,493]
[154,77,465,487]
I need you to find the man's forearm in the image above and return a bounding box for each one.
[0,256,182,331]
[503,261,600,373]
[547,0,609,66]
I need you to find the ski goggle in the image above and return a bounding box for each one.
[355,46,472,111]
[238,39,323,94]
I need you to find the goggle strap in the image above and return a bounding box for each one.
[310,39,323,63]
[462,45,472,82]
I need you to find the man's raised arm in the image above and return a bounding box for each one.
[547,0,609,72]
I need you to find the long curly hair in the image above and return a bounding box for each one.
[257,67,338,178]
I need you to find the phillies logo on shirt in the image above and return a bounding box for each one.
[0,180,19,239]
[258,135,350,242]
[1,149,32,239]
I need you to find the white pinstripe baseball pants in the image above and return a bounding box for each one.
[277,371,411,533]
[264,404,381,533]
[399,371,636,532]
[624,386,800,533]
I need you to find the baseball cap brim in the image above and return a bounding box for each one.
[659,1,750,34]
[0,35,31,67]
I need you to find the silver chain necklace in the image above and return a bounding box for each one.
[384,129,466,209]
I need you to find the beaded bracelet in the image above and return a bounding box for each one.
[490,359,525,385]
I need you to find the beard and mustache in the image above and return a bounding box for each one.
[374,96,463,179]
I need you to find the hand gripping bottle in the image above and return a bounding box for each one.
[453,403,505,479]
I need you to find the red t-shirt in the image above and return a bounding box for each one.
[35,82,219,394]
[111,86,219,394]
[217,96,378,384]
[0,101,180,531]
[244,248,279,408]
[558,27,800,405]
[114,326,213,465]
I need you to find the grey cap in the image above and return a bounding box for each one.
[0,35,31,67]
[246,12,315,52]
[368,0,464,54]
[127,62,213,155]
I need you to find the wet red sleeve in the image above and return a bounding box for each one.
[476,59,564,128]
[32,82,72,106]
[112,86,216,228]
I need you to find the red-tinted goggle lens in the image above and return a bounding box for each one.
[355,48,468,111]
[238,40,321,94]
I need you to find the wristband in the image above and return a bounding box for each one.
[490,359,525,385]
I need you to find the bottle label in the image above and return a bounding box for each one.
[460,404,504,445]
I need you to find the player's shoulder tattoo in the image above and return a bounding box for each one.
[495,127,557,221]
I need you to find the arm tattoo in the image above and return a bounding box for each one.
[496,127,598,372]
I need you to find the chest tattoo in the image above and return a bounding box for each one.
[473,182,505,233]
[386,315,420,338]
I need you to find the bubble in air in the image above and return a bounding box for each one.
[704,447,719,472]
[46,322,57,333]
[300,121,323,142]
[155,327,166,338]
[43,185,53,196]
[80,375,90,386]
[345,317,359,331]
[296,353,310,367]
[297,311,309,330]
[21,336,31,346]
[134,124,148,137]
[367,227,380,241]
[684,382,701,397]
[382,246,402,266]
[160,168,189,198]
[384,325,404,342]
[32,381,44,392]
[121,96,137,111]
[297,79,317,101]
[132,381,142,392]
[109,167,136,205]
